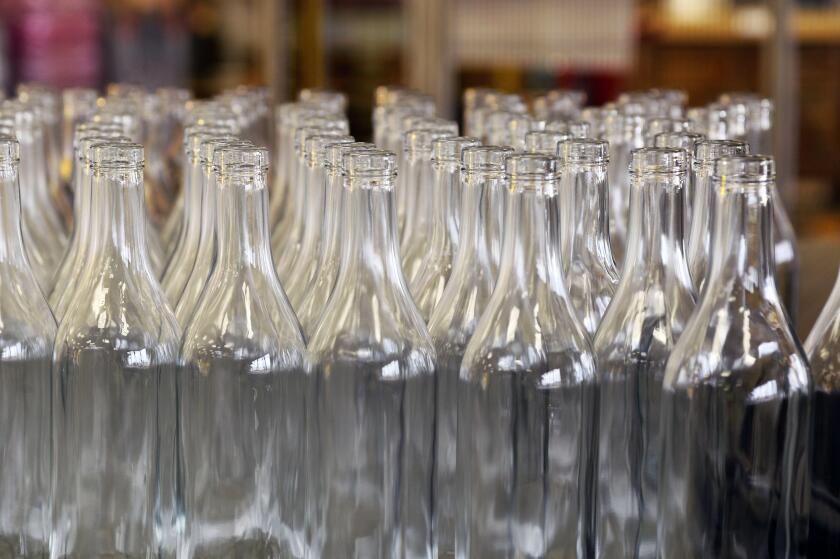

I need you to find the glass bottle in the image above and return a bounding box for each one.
[49,131,130,321]
[659,155,812,557]
[410,136,480,320]
[60,88,98,192]
[594,147,696,559]
[173,138,253,328]
[605,112,645,265]
[506,113,541,152]
[804,265,840,554]
[558,138,620,336]
[686,139,749,293]
[0,136,54,557]
[643,117,692,146]
[283,133,355,311]
[295,142,377,337]
[307,150,435,558]
[525,130,573,156]
[653,131,706,236]
[400,128,456,284]
[178,147,308,558]
[271,117,349,275]
[463,87,497,138]
[51,143,180,557]
[427,145,511,559]
[456,154,597,558]
[160,130,235,306]
[13,106,69,294]
[546,119,591,139]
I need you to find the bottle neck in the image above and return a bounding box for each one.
[453,170,505,281]
[497,180,567,296]
[18,134,51,209]
[337,179,404,289]
[299,163,327,254]
[216,171,275,273]
[0,163,28,265]
[623,170,692,284]
[708,181,777,295]
[429,160,460,256]
[317,167,345,272]
[565,161,613,265]
[400,151,433,238]
[89,167,153,273]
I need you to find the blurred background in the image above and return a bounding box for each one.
[0,0,839,333]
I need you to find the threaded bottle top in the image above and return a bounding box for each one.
[345,150,397,188]
[462,145,513,175]
[90,142,144,171]
[630,147,686,176]
[432,136,481,164]
[714,155,775,186]
[306,134,354,166]
[525,130,572,155]
[694,139,749,166]
[557,138,609,165]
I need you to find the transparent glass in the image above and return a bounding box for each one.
[687,140,750,293]
[545,119,591,139]
[13,107,68,294]
[160,131,236,306]
[506,114,540,152]
[307,151,435,558]
[652,131,706,237]
[456,154,597,558]
[659,156,811,557]
[178,148,308,558]
[605,113,645,265]
[51,143,180,557]
[593,147,696,559]
[805,265,840,554]
[558,138,620,336]
[532,89,586,121]
[49,131,130,322]
[643,117,691,146]
[524,130,572,156]
[0,136,54,557]
[400,128,456,285]
[295,142,376,337]
[59,88,98,193]
[173,138,253,328]
[272,119,349,282]
[427,146,511,558]
[283,134,354,311]
[410,136,480,321]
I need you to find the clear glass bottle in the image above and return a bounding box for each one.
[805,264,840,554]
[400,128,456,284]
[0,136,54,557]
[307,150,435,558]
[272,118,349,278]
[173,138,253,328]
[178,147,308,558]
[410,136,480,320]
[546,119,591,139]
[659,155,812,557]
[593,147,696,559]
[49,131,130,321]
[525,130,573,156]
[605,112,645,265]
[427,145,511,559]
[51,143,180,557]
[643,117,692,146]
[456,154,597,558]
[13,106,69,294]
[295,142,376,337]
[653,131,706,235]
[686,139,749,293]
[558,138,620,337]
[284,134,355,311]
[506,113,541,152]
[160,130,235,306]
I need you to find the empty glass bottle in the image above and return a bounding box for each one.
[307,150,435,558]
[284,134,354,311]
[410,136,480,320]
[427,145,511,559]
[295,142,376,337]
[659,155,812,557]
[160,130,235,305]
[456,154,597,558]
[606,112,645,264]
[805,264,840,555]
[174,138,252,327]
[686,139,750,293]
[558,138,620,337]
[401,128,456,284]
[51,143,180,557]
[594,147,696,559]
[0,136,54,558]
[49,131,130,321]
[178,147,308,558]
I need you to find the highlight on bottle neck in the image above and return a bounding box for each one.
[525,130,572,155]
[557,138,609,167]
[505,153,558,194]
[345,150,397,191]
[630,146,687,180]
[462,145,513,178]
[90,142,144,173]
[713,154,775,193]
[218,147,270,191]
[0,135,20,175]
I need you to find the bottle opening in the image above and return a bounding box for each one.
[329,142,375,171]
[403,128,455,156]
[525,131,572,155]
[306,135,354,167]
[630,147,686,176]
[432,136,480,164]
[0,135,20,169]
[557,138,609,165]
[714,155,775,187]
[90,142,144,171]
[654,131,705,151]
[694,139,749,165]
[462,145,513,174]
[506,154,558,192]
[345,150,397,188]
[200,136,241,169]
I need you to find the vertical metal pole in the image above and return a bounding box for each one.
[300,0,326,89]
[771,0,798,210]
[264,0,289,102]
[404,0,455,117]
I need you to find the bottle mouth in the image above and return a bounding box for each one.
[432,136,481,165]
[505,154,559,186]
[525,131,572,156]
[462,145,513,174]
[557,138,609,165]
[713,155,775,185]
[654,131,705,151]
[328,142,376,170]
[694,139,750,165]
[403,128,455,156]
[294,124,347,156]
[630,147,686,176]
[306,135,355,166]
[90,142,144,171]
[213,142,260,173]
[345,150,398,183]
[0,135,20,167]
